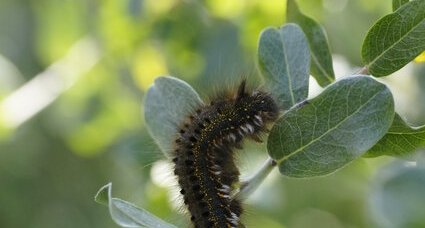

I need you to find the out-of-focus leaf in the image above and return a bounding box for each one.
[95,184,109,206]
[258,23,310,109]
[362,0,425,76]
[392,0,409,11]
[364,113,425,158]
[267,76,394,177]
[144,76,203,158]
[95,183,177,228]
[287,0,335,87]
[0,54,24,97]
[370,162,425,228]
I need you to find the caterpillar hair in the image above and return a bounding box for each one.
[172,80,279,228]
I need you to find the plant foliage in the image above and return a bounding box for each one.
[96,1,425,227]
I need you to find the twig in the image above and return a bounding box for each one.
[355,66,369,75]
[234,157,277,201]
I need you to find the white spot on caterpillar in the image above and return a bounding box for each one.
[218,186,230,194]
[245,123,254,133]
[222,184,230,190]
[228,133,236,142]
[211,165,221,171]
[231,212,239,221]
[240,125,248,133]
[213,141,224,149]
[213,171,222,175]
[218,193,230,199]
[227,216,238,226]
[254,115,263,125]
[226,212,239,227]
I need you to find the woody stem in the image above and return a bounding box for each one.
[234,157,277,201]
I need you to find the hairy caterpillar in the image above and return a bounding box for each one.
[172,81,279,228]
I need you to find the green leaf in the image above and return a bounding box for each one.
[95,183,177,228]
[287,0,335,87]
[144,76,203,158]
[364,113,425,158]
[258,23,310,109]
[267,76,394,177]
[370,162,425,228]
[94,184,109,206]
[393,0,409,11]
[362,0,425,76]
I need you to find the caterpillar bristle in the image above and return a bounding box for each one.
[172,80,279,228]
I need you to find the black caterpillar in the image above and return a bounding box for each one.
[172,81,279,228]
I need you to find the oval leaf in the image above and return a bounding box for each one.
[258,23,310,109]
[287,0,335,87]
[144,76,203,157]
[362,0,425,76]
[267,76,394,177]
[364,113,425,158]
[95,183,177,228]
[393,0,409,11]
[370,162,425,228]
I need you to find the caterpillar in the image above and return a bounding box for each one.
[172,81,279,228]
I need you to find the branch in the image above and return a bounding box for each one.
[356,66,369,75]
[234,157,277,201]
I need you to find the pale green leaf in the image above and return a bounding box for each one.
[370,162,425,228]
[267,76,394,177]
[258,23,310,109]
[144,76,203,157]
[364,113,425,158]
[95,183,177,228]
[287,0,335,86]
[362,0,425,76]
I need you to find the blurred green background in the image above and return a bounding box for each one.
[1,0,424,227]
